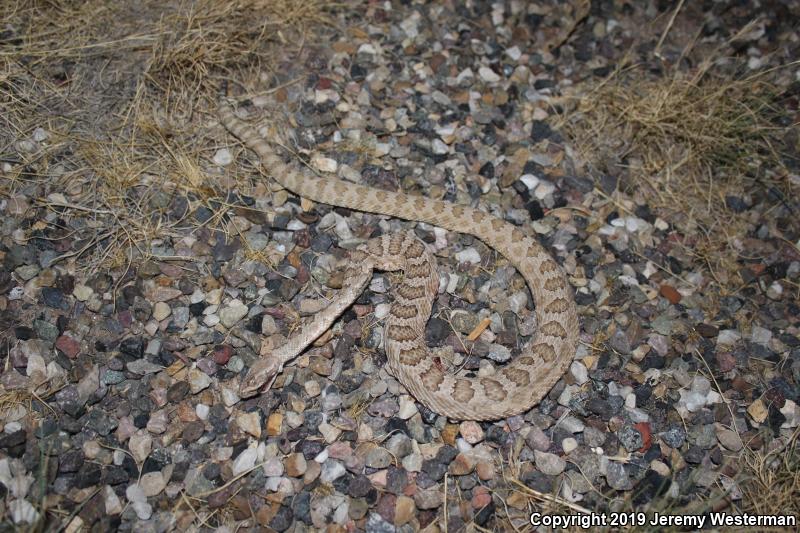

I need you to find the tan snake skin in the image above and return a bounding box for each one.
[219,98,579,420]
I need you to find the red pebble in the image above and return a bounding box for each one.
[213,344,233,365]
[634,422,652,453]
[55,334,81,358]
[659,284,682,304]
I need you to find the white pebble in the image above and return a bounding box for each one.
[562,437,578,454]
[570,361,589,384]
[780,400,800,428]
[213,148,233,166]
[519,174,540,190]
[479,66,501,83]
[232,447,258,476]
[750,325,772,345]
[398,396,418,419]
[374,304,391,320]
[312,155,338,173]
[534,181,556,200]
[456,438,473,452]
[445,273,460,294]
[105,485,123,514]
[505,46,522,61]
[456,68,474,84]
[625,393,636,409]
[766,281,783,300]
[8,286,24,300]
[10,499,39,524]
[369,277,389,293]
[32,128,49,142]
[455,247,482,264]
[432,139,449,155]
[507,291,528,314]
[132,501,153,520]
[717,330,741,346]
[125,484,146,503]
[203,314,220,327]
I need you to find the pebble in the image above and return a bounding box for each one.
[448,452,476,475]
[72,285,93,301]
[534,450,565,476]
[718,330,741,346]
[414,488,443,510]
[128,432,152,463]
[659,284,682,304]
[459,421,484,444]
[562,438,578,454]
[605,462,630,490]
[105,485,123,514]
[660,427,687,449]
[560,416,585,434]
[487,344,511,363]
[126,359,164,375]
[146,410,169,434]
[476,461,494,480]
[285,453,307,477]
[394,495,416,526]
[188,368,212,393]
[153,301,171,321]
[9,499,39,524]
[397,396,418,419]
[780,400,800,428]
[213,148,233,166]
[237,411,262,438]
[139,471,166,497]
[455,247,482,264]
[766,281,783,300]
[750,325,772,345]
[365,447,392,469]
[570,361,589,384]
[267,413,283,436]
[232,447,258,476]
[478,66,501,83]
[312,155,338,173]
[402,453,422,472]
[126,485,153,520]
[53,336,79,360]
[219,301,249,328]
[716,427,743,451]
[320,460,346,483]
[525,426,551,452]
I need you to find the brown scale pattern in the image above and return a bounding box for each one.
[221,99,579,420]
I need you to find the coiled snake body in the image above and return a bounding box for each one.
[220,98,579,421]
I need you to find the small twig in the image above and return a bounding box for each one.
[46,230,116,265]
[39,199,114,215]
[192,459,270,498]
[443,472,448,532]
[654,0,686,59]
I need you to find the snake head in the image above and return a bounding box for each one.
[240,357,283,397]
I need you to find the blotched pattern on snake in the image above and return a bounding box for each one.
[220,97,579,421]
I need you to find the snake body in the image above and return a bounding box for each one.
[220,99,579,420]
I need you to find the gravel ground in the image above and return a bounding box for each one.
[1,1,799,531]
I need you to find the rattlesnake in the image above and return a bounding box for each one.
[219,96,579,421]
